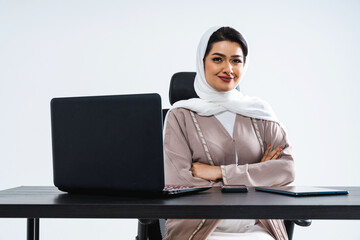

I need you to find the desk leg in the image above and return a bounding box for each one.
[27,218,39,240]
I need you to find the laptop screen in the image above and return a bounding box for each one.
[51,93,165,194]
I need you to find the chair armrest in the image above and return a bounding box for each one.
[284,219,312,240]
[291,219,312,227]
[137,219,162,240]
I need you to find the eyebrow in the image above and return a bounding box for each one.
[211,52,243,58]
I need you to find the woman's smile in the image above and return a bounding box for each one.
[218,76,233,82]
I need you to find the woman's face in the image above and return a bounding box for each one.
[204,41,244,92]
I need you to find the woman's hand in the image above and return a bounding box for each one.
[191,162,222,181]
[260,144,283,162]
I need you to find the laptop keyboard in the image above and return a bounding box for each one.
[163,185,192,191]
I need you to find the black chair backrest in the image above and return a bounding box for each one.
[163,72,198,122]
[169,72,198,105]
[169,72,240,105]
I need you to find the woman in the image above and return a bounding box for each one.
[163,26,295,240]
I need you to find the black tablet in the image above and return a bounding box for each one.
[255,186,348,196]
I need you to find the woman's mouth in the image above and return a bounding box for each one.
[218,76,233,82]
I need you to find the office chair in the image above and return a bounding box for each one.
[136,72,311,240]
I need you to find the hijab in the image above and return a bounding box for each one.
[169,26,279,123]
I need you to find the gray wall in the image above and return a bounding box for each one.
[0,0,359,239]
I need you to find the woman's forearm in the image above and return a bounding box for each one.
[191,162,222,181]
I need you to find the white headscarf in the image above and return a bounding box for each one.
[169,26,279,123]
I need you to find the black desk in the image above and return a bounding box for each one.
[0,186,359,239]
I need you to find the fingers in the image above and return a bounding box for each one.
[262,144,283,162]
[272,147,283,160]
[268,145,282,159]
[261,144,271,162]
[191,162,199,173]
[276,145,283,159]
[191,163,198,177]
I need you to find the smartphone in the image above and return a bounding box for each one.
[221,185,248,193]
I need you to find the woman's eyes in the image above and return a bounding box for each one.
[212,57,222,62]
[232,59,242,64]
[211,58,242,64]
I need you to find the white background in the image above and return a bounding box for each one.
[1,0,359,239]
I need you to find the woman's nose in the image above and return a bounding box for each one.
[223,62,233,75]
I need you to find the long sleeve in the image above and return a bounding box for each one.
[163,109,292,239]
[164,109,211,186]
[221,120,295,187]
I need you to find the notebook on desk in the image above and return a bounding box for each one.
[50,93,210,195]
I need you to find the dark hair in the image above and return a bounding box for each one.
[204,27,248,64]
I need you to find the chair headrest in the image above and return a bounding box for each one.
[169,72,198,105]
[169,72,240,105]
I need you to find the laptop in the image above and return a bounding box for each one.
[50,93,210,195]
[255,186,348,196]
